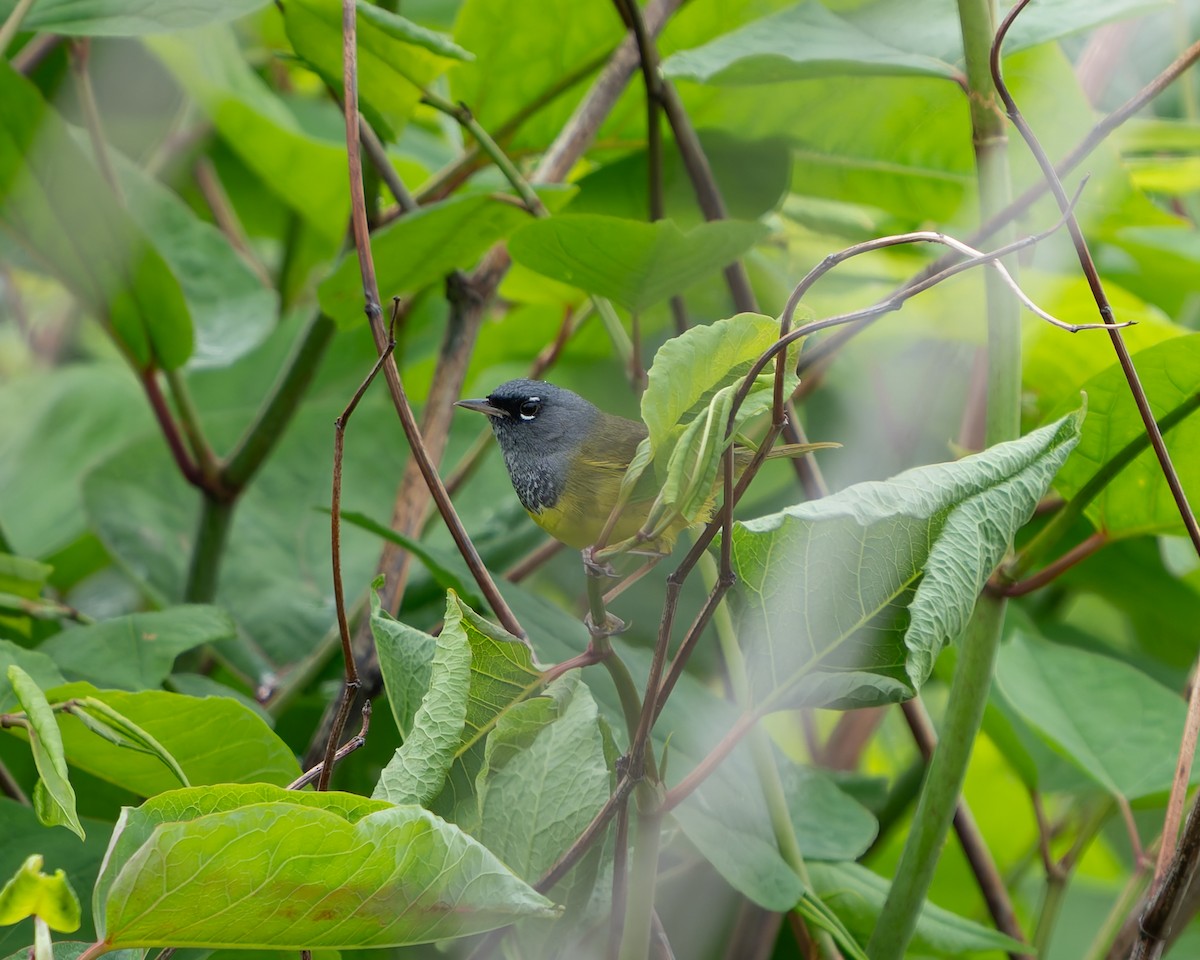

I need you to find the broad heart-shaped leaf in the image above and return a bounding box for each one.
[808,862,1026,957]
[995,631,1194,800]
[662,1,960,85]
[508,215,769,313]
[0,855,80,932]
[0,0,269,34]
[728,409,1084,708]
[0,642,64,712]
[371,589,435,740]
[374,592,542,813]
[96,784,557,949]
[318,189,573,328]
[36,683,299,795]
[0,62,192,371]
[6,667,82,840]
[1048,333,1200,539]
[145,28,350,242]
[285,0,465,139]
[37,605,235,691]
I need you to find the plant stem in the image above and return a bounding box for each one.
[0,0,37,56]
[868,599,1006,960]
[618,799,663,960]
[164,367,221,488]
[183,498,234,603]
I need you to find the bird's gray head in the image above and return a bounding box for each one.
[455,379,600,512]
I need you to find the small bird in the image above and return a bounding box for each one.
[456,378,829,551]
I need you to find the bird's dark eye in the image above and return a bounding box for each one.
[519,398,542,420]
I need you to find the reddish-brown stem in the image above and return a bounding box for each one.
[992,529,1108,597]
[661,709,762,813]
[290,703,371,790]
[140,370,202,489]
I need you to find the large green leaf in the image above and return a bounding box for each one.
[284,0,466,139]
[0,365,151,558]
[373,592,472,806]
[1048,334,1200,538]
[37,606,236,691]
[808,862,1027,957]
[371,590,436,740]
[0,62,192,370]
[374,592,543,815]
[662,2,961,84]
[145,28,350,242]
[108,149,277,370]
[728,409,1084,707]
[0,0,270,34]
[318,191,569,328]
[996,631,1192,800]
[7,667,82,840]
[508,215,768,313]
[450,0,623,152]
[95,784,557,948]
[38,683,300,795]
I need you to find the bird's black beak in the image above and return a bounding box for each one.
[454,398,508,419]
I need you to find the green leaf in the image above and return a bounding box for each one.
[0,0,270,34]
[567,132,791,228]
[1048,333,1200,539]
[145,27,351,242]
[641,312,781,452]
[284,0,462,139]
[450,0,623,152]
[808,861,1027,957]
[0,643,64,713]
[996,631,1191,800]
[373,592,472,806]
[318,190,571,328]
[373,592,543,813]
[7,667,82,840]
[0,855,80,933]
[36,683,300,795]
[0,801,111,953]
[107,148,277,370]
[0,62,192,370]
[508,215,769,313]
[728,409,1084,706]
[371,591,436,740]
[37,605,236,691]
[0,554,53,640]
[0,365,151,557]
[662,2,961,85]
[98,785,557,948]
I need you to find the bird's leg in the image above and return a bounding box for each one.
[582,547,627,639]
[581,545,620,579]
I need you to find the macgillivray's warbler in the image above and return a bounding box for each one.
[456,378,833,552]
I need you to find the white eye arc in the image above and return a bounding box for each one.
[519,397,542,420]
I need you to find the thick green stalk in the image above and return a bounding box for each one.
[618,799,663,960]
[869,2,1018,957]
[184,498,234,603]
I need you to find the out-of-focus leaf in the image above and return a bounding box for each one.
[0,63,192,370]
[318,189,572,328]
[0,0,270,34]
[96,784,557,948]
[996,631,1193,800]
[145,28,350,242]
[662,2,960,84]
[284,0,464,138]
[0,366,151,558]
[0,855,80,932]
[729,410,1084,707]
[37,606,236,691]
[1048,334,1200,539]
[6,667,82,839]
[509,215,768,313]
[808,861,1027,957]
[0,554,52,640]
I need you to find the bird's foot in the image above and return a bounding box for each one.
[584,610,628,638]
[581,546,619,578]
